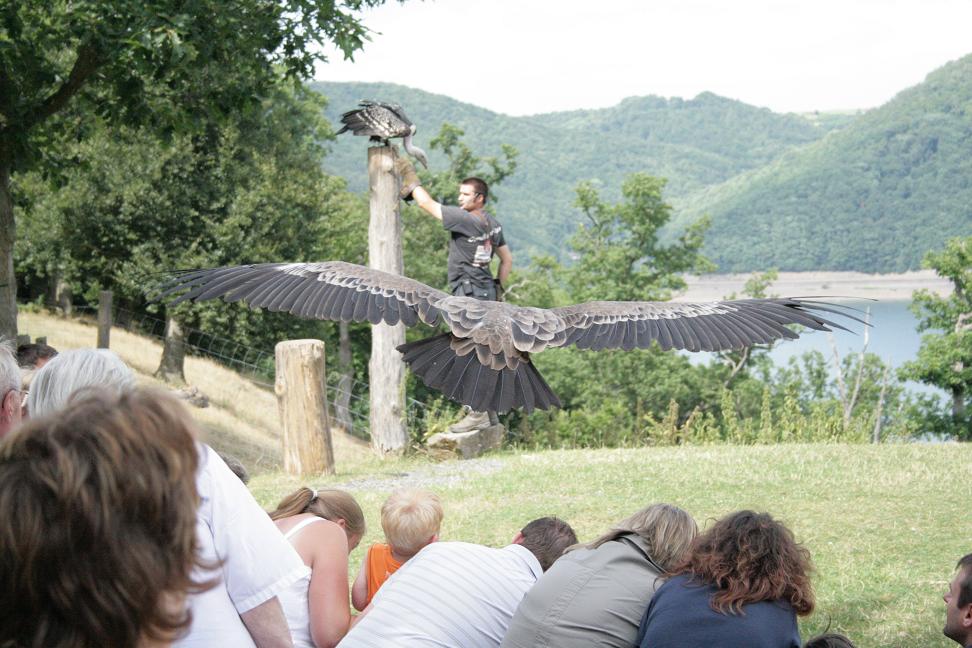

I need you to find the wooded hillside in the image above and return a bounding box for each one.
[675,53,972,272]
[314,53,972,273]
[312,81,837,260]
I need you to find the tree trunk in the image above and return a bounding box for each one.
[367,146,407,455]
[275,339,334,476]
[333,320,354,433]
[96,290,113,348]
[155,315,187,384]
[952,380,966,422]
[0,161,17,340]
[54,273,73,316]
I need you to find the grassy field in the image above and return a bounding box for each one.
[20,310,969,647]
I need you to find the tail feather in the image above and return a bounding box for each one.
[397,333,559,413]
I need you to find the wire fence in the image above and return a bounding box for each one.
[64,304,432,440]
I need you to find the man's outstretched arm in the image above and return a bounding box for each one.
[396,156,441,220]
[412,185,442,220]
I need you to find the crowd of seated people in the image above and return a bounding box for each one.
[1,341,967,648]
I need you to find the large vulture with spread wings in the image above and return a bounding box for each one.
[158,262,859,413]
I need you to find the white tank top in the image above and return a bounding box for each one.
[278,517,322,648]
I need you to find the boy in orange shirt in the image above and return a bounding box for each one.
[352,489,443,611]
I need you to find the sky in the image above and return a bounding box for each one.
[315,0,972,116]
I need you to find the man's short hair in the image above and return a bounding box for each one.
[519,517,577,571]
[27,348,135,418]
[460,177,489,204]
[381,489,444,557]
[218,452,250,485]
[0,388,211,647]
[956,553,972,608]
[16,343,58,369]
[804,633,856,648]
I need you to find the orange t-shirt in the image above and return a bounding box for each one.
[365,543,404,606]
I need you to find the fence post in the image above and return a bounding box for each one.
[367,146,408,456]
[97,290,112,349]
[275,339,334,476]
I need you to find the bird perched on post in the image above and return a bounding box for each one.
[338,100,429,168]
[156,262,864,414]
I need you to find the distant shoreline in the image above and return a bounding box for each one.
[673,270,952,302]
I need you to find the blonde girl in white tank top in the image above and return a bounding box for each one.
[269,488,365,648]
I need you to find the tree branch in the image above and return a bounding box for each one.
[846,308,871,427]
[26,42,101,129]
[828,333,849,427]
[872,360,891,443]
[722,346,750,389]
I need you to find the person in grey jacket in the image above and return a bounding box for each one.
[500,503,697,648]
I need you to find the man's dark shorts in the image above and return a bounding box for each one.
[451,278,497,301]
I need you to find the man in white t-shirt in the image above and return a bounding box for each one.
[338,517,576,648]
[175,445,307,648]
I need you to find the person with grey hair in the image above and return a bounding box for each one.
[23,346,305,647]
[0,340,22,439]
[26,348,136,418]
[502,503,698,648]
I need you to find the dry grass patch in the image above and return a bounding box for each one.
[19,310,371,473]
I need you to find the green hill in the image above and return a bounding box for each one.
[311,81,837,259]
[674,54,972,272]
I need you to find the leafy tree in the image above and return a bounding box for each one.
[16,82,368,381]
[899,236,972,431]
[566,174,713,302]
[1,0,388,338]
[516,173,716,439]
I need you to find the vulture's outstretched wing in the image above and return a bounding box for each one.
[546,299,862,353]
[337,100,413,139]
[157,262,449,328]
[154,261,867,414]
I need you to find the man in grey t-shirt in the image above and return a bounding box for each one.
[396,156,513,431]
[396,158,512,299]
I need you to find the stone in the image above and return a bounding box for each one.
[427,424,505,459]
[172,385,210,408]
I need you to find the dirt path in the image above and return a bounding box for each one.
[333,457,507,491]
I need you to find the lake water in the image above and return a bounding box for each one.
[691,300,941,396]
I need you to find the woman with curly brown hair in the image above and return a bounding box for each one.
[635,510,815,648]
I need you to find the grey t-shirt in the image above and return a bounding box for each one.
[501,534,665,648]
[441,205,506,286]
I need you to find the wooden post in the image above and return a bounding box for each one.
[367,146,408,455]
[155,315,187,384]
[97,290,112,349]
[275,339,334,476]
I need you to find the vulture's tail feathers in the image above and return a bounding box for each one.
[397,333,559,413]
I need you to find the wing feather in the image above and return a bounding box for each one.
[157,261,447,329]
[549,299,858,353]
[670,316,701,352]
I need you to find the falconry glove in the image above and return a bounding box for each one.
[394,156,421,202]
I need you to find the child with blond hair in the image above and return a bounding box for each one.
[352,488,443,611]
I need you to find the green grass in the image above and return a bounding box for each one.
[20,310,965,646]
[250,443,969,648]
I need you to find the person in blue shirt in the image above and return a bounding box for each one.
[636,510,815,648]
